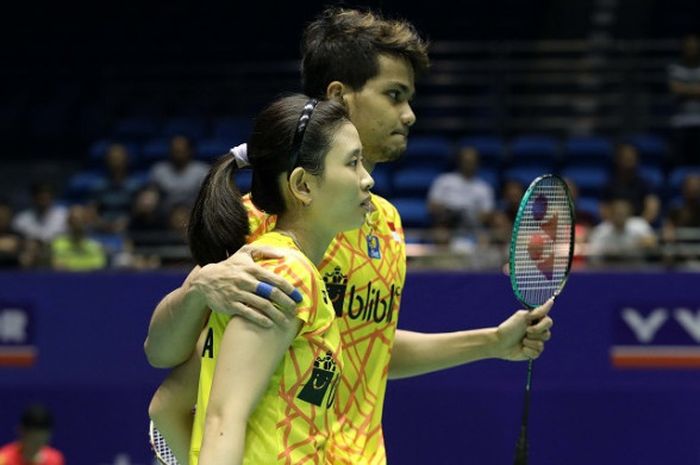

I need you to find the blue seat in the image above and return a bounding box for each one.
[212,117,253,142]
[402,136,452,169]
[141,138,171,163]
[561,167,608,197]
[197,138,232,161]
[369,166,392,198]
[457,136,505,168]
[391,197,430,228]
[392,168,442,197]
[113,117,159,139]
[162,117,207,140]
[478,168,499,191]
[234,170,253,194]
[509,135,559,168]
[65,171,106,201]
[668,167,700,193]
[576,196,601,223]
[502,167,551,187]
[626,133,669,167]
[638,166,665,191]
[563,136,613,167]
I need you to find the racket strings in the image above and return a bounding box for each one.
[512,179,573,306]
[150,421,180,465]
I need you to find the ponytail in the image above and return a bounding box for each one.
[187,153,250,266]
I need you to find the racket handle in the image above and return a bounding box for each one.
[513,424,529,465]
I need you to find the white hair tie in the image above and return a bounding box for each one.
[230,143,250,168]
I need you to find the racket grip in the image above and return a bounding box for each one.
[513,425,529,465]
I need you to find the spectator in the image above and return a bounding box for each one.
[90,143,144,233]
[564,178,595,268]
[0,201,22,268]
[662,174,700,262]
[427,147,494,244]
[601,143,660,224]
[150,135,209,210]
[588,198,657,264]
[669,34,700,165]
[0,404,64,465]
[12,183,67,243]
[490,179,524,245]
[50,205,107,271]
[126,186,168,269]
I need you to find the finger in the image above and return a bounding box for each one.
[528,298,554,321]
[236,292,292,326]
[246,264,299,298]
[527,316,554,333]
[240,273,298,313]
[242,245,288,261]
[525,329,552,341]
[522,339,544,352]
[220,302,274,328]
[523,347,542,359]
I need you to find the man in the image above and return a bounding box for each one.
[0,405,64,465]
[145,7,553,464]
[427,146,495,244]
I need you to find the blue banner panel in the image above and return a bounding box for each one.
[0,271,698,465]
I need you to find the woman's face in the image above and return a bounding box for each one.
[307,122,374,233]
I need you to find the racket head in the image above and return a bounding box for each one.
[149,420,180,465]
[509,174,575,309]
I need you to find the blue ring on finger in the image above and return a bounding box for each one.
[255,282,275,300]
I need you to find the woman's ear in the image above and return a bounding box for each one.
[287,167,313,207]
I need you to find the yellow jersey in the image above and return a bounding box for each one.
[190,232,343,465]
[245,193,406,465]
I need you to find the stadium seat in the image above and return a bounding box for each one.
[560,167,608,197]
[638,166,665,191]
[65,171,106,202]
[509,135,559,168]
[113,117,159,140]
[392,168,442,197]
[402,136,452,169]
[576,196,601,223]
[141,138,171,163]
[212,117,253,142]
[502,167,551,187]
[668,166,700,193]
[391,197,431,228]
[563,136,613,168]
[626,133,669,167]
[234,170,253,194]
[369,166,392,198]
[197,138,231,161]
[162,117,207,140]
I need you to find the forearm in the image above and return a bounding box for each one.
[388,328,500,380]
[198,412,246,465]
[144,267,209,368]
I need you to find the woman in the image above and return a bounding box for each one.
[184,95,372,465]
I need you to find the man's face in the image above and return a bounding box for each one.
[342,54,416,169]
[458,148,479,177]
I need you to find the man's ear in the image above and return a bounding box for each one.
[326,81,346,102]
[287,167,313,207]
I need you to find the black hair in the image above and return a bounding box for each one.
[187,94,349,266]
[301,6,429,98]
[20,404,53,430]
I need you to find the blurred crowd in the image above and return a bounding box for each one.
[1,34,699,272]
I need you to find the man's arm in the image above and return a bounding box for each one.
[144,245,301,368]
[388,299,553,380]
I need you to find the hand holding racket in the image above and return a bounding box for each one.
[508,174,575,465]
